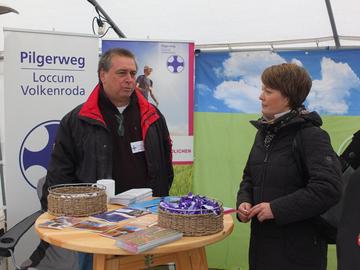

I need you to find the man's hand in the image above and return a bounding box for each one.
[248,202,274,222]
[238,202,252,223]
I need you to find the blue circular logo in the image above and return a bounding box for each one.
[19,120,60,189]
[167,55,184,73]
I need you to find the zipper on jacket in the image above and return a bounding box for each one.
[264,152,269,163]
[260,142,272,202]
[260,150,269,202]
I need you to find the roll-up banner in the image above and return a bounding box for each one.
[102,39,194,164]
[2,28,98,262]
[194,49,360,269]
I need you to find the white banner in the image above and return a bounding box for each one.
[2,28,98,262]
[102,39,195,164]
[172,136,194,163]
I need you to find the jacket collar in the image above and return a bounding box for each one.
[251,109,323,134]
[79,83,160,139]
[251,110,302,133]
[136,87,160,140]
[79,83,105,126]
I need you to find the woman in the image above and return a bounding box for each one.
[236,63,342,270]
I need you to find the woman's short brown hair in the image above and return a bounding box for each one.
[261,63,312,109]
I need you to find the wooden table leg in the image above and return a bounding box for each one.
[190,247,208,270]
[175,247,208,270]
[93,247,208,270]
[93,254,106,270]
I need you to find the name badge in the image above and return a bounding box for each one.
[130,140,145,153]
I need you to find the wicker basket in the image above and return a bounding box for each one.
[47,183,107,217]
[158,200,224,236]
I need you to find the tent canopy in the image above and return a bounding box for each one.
[0,0,359,50]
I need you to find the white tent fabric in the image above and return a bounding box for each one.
[0,1,359,269]
[0,0,359,50]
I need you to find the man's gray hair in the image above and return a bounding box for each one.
[97,48,138,79]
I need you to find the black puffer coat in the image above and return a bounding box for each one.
[236,111,342,270]
[41,84,173,209]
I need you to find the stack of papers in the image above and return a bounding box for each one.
[116,225,183,253]
[128,196,181,214]
[109,188,153,206]
[92,208,150,222]
[128,198,163,214]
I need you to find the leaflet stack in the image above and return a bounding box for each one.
[109,188,153,206]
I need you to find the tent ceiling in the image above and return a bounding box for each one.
[0,0,359,50]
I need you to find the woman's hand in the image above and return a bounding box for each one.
[248,202,274,222]
[238,202,252,223]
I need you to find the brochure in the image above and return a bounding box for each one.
[128,198,162,214]
[116,225,183,253]
[72,219,118,233]
[91,210,130,223]
[128,196,180,214]
[110,188,153,205]
[38,216,82,230]
[100,225,142,239]
[92,208,150,222]
[125,214,158,228]
[112,208,151,218]
[38,220,70,230]
[99,213,158,239]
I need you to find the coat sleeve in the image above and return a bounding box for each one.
[236,160,254,223]
[40,112,79,210]
[270,126,342,225]
[158,112,174,192]
[236,130,258,220]
[236,132,261,210]
[236,160,253,209]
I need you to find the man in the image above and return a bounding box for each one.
[136,65,159,106]
[41,48,173,208]
[34,48,173,270]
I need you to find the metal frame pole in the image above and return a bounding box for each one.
[325,0,340,48]
[87,0,126,38]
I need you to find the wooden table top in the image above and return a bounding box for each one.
[35,205,234,255]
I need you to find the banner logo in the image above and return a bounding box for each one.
[167,55,184,73]
[19,120,60,188]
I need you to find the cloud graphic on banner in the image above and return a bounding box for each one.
[213,51,287,112]
[291,58,303,67]
[222,51,285,78]
[213,67,222,78]
[214,80,260,113]
[307,57,360,114]
[208,105,218,111]
[196,83,212,96]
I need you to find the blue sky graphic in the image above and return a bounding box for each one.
[195,49,360,116]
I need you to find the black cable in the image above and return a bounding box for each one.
[91,16,97,35]
[87,0,126,38]
[92,15,107,36]
[96,17,104,28]
[95,7,106,20]
[99,26,112,38]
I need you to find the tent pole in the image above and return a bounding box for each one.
[325,0,340,48]
[87,0,126,38]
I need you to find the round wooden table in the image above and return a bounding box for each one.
[35,207,234,270]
